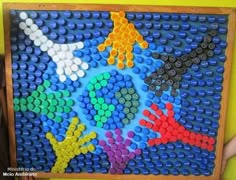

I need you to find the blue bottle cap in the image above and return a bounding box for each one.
[83,11,91,18]
[40,12,49,19]
[199,25,208,33]
[199,16,207,22]
[217,16,226,23]
[64,10,72,18]
[172,24,180,30]
[50,11,59,19]
[49,21,57,29]
[153,22,161,30]
[29,11,38,19]
[73,11,82,18]
[163,23,171,30]
[171,14,179,20]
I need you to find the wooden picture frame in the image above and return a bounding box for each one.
[3,3,236,180]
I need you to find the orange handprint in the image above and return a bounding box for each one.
[98,11,148,69]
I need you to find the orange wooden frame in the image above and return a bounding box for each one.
[3,3,236,180]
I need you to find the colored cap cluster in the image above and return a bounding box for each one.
[145,30,217,97]
[19,11,89,82]
[79,70,140,129]
[86,72,114,127]
[115,87,139,125]
[98,11,148,69]
[13,80,74,123]
[99,129,141,174]
[140,103,216,152]
[46,117,97,173]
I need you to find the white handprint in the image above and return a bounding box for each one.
[19,12,89,82]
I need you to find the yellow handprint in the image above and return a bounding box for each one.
[46,117,97,173]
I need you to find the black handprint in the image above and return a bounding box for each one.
[144,30,217,97]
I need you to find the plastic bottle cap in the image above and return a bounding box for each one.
[98,44,105,51]
[34,106,41,113]
[68,44,76,51]
[94,104,101,110]
[107,57,115,65]
[57,60,65,68]
[66,99,74,106]
[96,121,103,128]
[51,99,58,106]
[14,105,20,111]
[55,116,62,123]
[30,22,39,32]
[13,98,20,104]
[61,44,68,51]
[40,44,48,51]
[81,62,89,70]
[32,91,39,97]
[65,67,72,75]
[20,12,28,20]
[48,112,55,119]
[125,94,132,100]
[21,105,28,112]
[70,74,78,81]
[41,108,48,115]
[56,68,64,75]
[59,75,66,82]
[27,96,34,103]
[76,42,84,49]
[91,98,97,104]
[62,90,70,97]
[89,91,96,98]
[127,60,134,68]
[98,98,104,104]
[77,70,85,77]
[46,40,53,48]
[95,115,101,121]
[94,83,101,90]
[57,106,63,113]
[117,62,124,69]
[34,38,41,46]
[101,80,107,86]
[19,22,27,30]
[66,52,73,60]
[35,29,43,37]
[49,106,56,112]
[48,48,55,56]
[29,33,36,41]
[98,109,105,116]
[70,64,78,72]
[53,44,61,51]
[37,85,45,92]
[122,118,129,125]
[102,104,108,110]
[58,51,65,59]
[109,105,115,111]
[40,35,48,43]
[74,58,82,65]
[64,107,71,113]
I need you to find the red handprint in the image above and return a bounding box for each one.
[139,103,216,152]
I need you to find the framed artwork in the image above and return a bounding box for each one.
[3,3,236,180]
